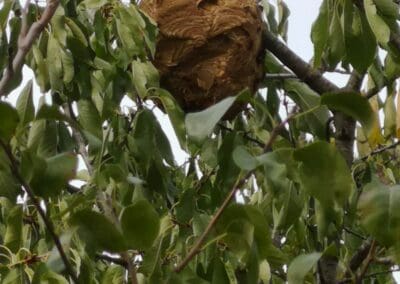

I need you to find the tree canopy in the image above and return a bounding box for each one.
[0,0,400,283]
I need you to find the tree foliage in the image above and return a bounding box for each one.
[0,0,400,283]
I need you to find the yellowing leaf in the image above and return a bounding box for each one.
[367,96,384,148]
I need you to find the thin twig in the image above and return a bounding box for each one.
[358,140,400,161]
[0,140,79,283]
[174,171,252,273]
[217,123,265,148]
[0,0,60,97]
[339,267,400,283]
[356,240,376,283]
[265,73,297,80]
[343,227,367,240]
[174,115,294,273]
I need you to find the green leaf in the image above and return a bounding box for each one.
[51,8,67,45]
[311,0,329,68]
[343,0,376,72]
[131,110,153,168]
[32,263,68,284]
[215,133,242,192]
[4,206,23,253]
[175,189,195,226]
[2,268,24,284]
[60,48,74,84]
[321,91,375,132]
[287,253,322,284]
[212,257,230,283]
[364,0,391,45]
[30,152,78,198]
[65,17,88,47]
[284,80,329,139]
[121,199,160,250]
[131,60,159,98]
[257,151,293,194]
[218,204,280,265]
[0,1,13,34]
[32,45,50,93]
[36,104,76,128]
[27,120,58,158]
[384,53,400,81]
[294,141,353,207]
[154,117,175,166]
[16,80,34,125]
[185,96,236,143]
[71,209,126,252]
[100,265,125,284]
[374,0,399,20]
[277,0,290,40]
[155,88,186,147]
[232,146,259,171]
[47,34,63,91]
[80,0,108,9]
[358,181,400,246]
[77,99,103,139]
[326,7,345,67]
[0,102,19,141]
[384,91,396,137]
[0,170,20,201]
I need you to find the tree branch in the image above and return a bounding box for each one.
[174,115,294,273]
[0,0,60,97]
[217,123,266,148]
[356,240,376,283]
[0,140,79,283]
[263,30,339,94]
[358,140,400,161]
[345,70,364,91]
[343,239,373,279]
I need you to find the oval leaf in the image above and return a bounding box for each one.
[71,209,126,252]
[287,252,322,284]
[0,102,19,141]
[185,96,236,143]
[121,199,160,250]
[321,91,375,132]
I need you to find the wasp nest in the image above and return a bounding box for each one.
[140,0,265,115]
